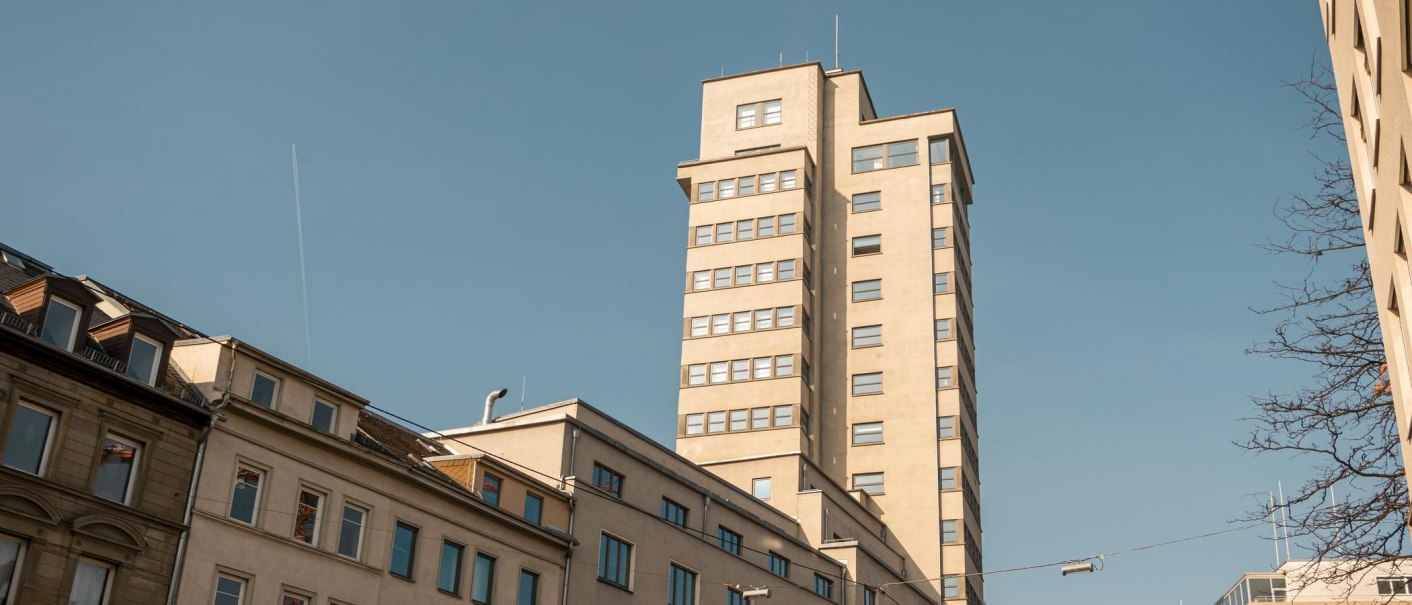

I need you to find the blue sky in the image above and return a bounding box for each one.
[0,1,1343,602]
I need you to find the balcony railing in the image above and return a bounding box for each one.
[0,310,38,337]
[82,347,126,374]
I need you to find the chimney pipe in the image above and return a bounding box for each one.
[482,388,509,425]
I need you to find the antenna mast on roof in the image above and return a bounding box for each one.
[291,143,314,369]
[520,376,526,412]
[824,14,835,69]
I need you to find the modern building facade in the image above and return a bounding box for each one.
[1321,0,1412,499]
[0,243,212,604]
[169,337,573,605]
[1215,559,1412,604]
[673,63,979,602]
[435,398,938,605]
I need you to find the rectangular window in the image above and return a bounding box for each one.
[390,522,418,578]
[887,140,918,167]
[942,520,958,543]
[763,100,781,125]
[938,417,957,439]
[707,412,725,433]
[669,564,697,605]
[853,472,885,495]
[779,214,796,234]
[471,553,496,604]
[692,271,709,291]
[1378,577,1412,595]
[773,405,792,427]
[752,477,772,500]
[729,409,747,431]
[852,325,882,347]
[768,552,789,578]
[933,227,949,248]
[282,594,309,605]
[690,317,708,337]
[710,362,728,384]
[733,266,752,286]
[937,367,955,389]
[738,176,755,196]
[714,314,731,335]
[852,279,882,301]
[736,103,758,129]
[0,538,22,605]
[212,574,244,605]
[310,400,337,433]
[865,587,878,605]
[337,503,367,559]
[439,541,465,595]
[713,268,731,289]
[943,578,959,598]
[126,333,162,385]
[482,473,503,506]
[852,422,883,445]
[694,226,712,246]
[751,407,770,429]
[852,191,881,212]
[780,170,797,189]
[293,488,323,545]
[69,559,112,605]
[716,222,733,243]
[775,355,794,376]
[934,272,951,294]
[521,493,544,526]
[756,263,774,283]
[814,574,834,598]
[729,589,745,605]
[718,527,742,555]
[776,307,795,327]
[758,216,775,237]
[753,358,771,379]
[940,467,958,490]
[685,414,704,435]
[852,144,884,172]
[936,319,953,340]
[852,235,882,255]
[754,309,773,330]
[591,463,624,498]
[719,179,736,199]
[930,137,951,164]
[517,570,539,605]
[852,372,883,395]
[731,359,749,381]
[660,497,688,528]
[2,402,56,476]
[228,464,264,524]
[250,371,280,408]
[931,184,948,204]
[697,182,714,202]
[687,364,706,386]
[598,534,633,589]
[39,297,81,351]
[760,173,777,192]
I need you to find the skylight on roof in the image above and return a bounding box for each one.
[1,251,25,270]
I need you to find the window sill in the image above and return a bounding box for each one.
[851,162,919,175]
[596,578,634,594]
[852,251,883,257]
[851,343,883,350]
[389,572,415,583]
[735,122,782,132]
[851,297,884,303]
[851,391,884,397]
[851,207,882,214]
[851,441,885,447]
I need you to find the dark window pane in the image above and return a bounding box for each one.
[482,474,502,506]
[472,553,496,603]
[228,466,262,523]
[517,570,539,605]
[2,405,53,474]
[524,494,543,525]
[337,505,365,558]
[93,435,138,503]
[438,542,464,594]
[311,402,336,432]
[39,299,78,350]
[390,523,417,578]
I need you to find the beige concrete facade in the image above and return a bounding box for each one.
[170,339,572,605]
[1215,559,1412,604]
[435,399,938,605]
[673,63,979,603]
[1322,0,1412,500]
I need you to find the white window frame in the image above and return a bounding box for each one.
[852,472,885,495]
[293,487,325,546]
[852,422,884,445]
[228,463,266,525]
[42,296,82,352]
[211,573,246,605]
[687,364,706,386]
[684,414,704,436]
[773,406,793,427]
[250,370,281,408]
[690,317,708,337]
[0,536,25,604]
[95,433,141,505]
[337,502,368,560]
[127,332,164,386]
[3,400,59,476]
[752,477,772,500]
[780,170,797,189]
[311,400,338,433]
[70,558,114,605]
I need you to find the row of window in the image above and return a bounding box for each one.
[847,272,953,302]
[691,213,799,246]
[685,405,794,435]
[736,99,782,129]
[211,554,539,605]
[34,295,168,387]
[848,228,950,258]
[846,367,958,396]
[248,369,341,434]
[850,185,953,214]
[690,259,803,291]
[687,306,803,338]
[696,170,798,202]
[684,355,805,386]
[0,539,120,605]
[851,137,951,174]
[849,320,958,347]
[3,400,142,505]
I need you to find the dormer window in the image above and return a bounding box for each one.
[311,400,337,432]
[126,333,163,386]
[39,297,81,351]
[250,370,280,408]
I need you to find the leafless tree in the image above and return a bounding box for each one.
[1241,60,1407,587]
